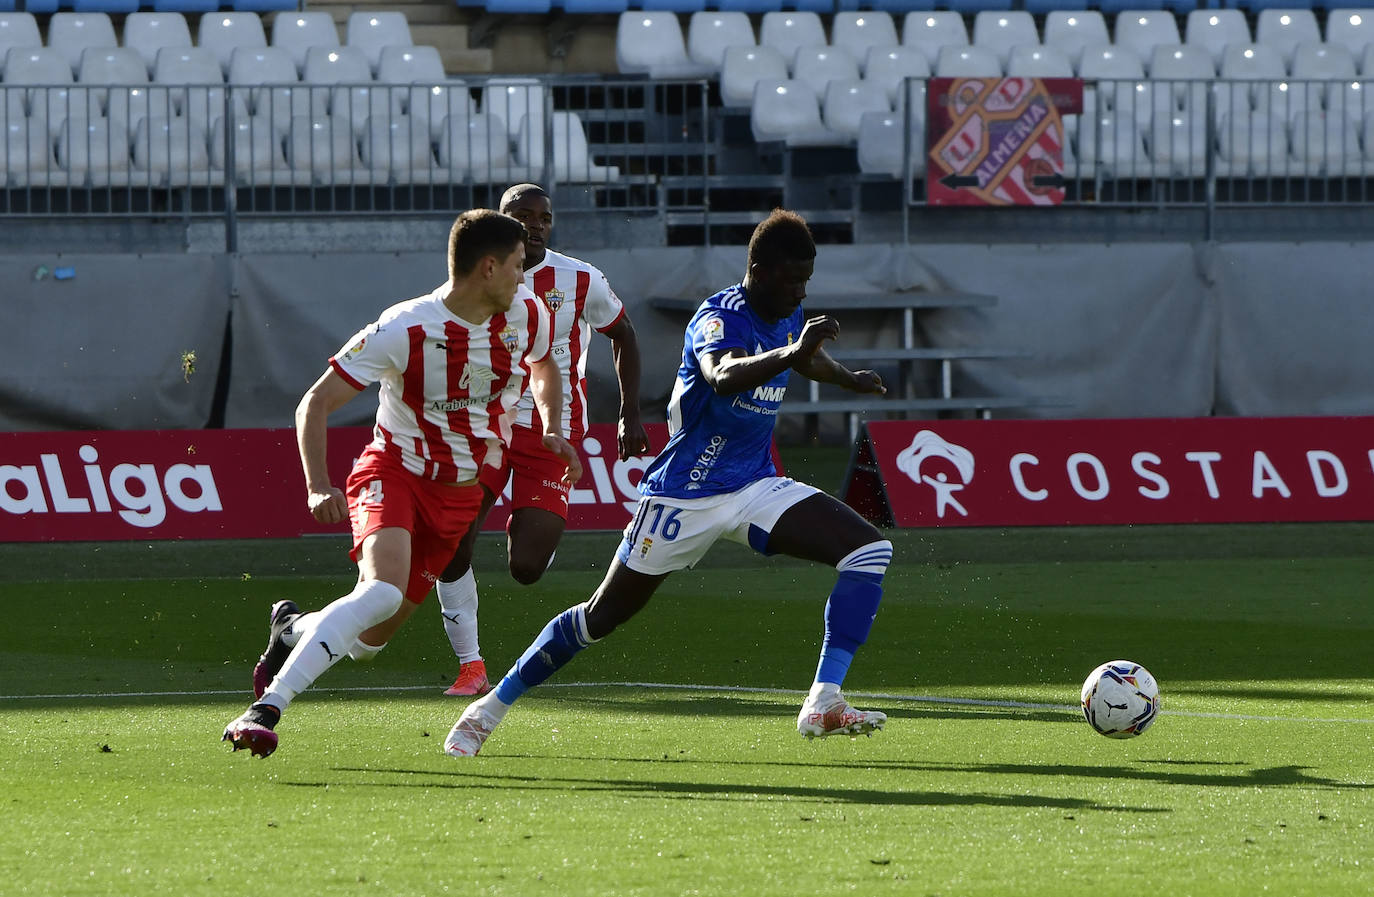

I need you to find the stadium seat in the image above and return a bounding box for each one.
[686,11,755,73]
[1024,0,1086,13]
[0,12,41,62]
[376,46,468,133]
[361,113,436,183]
[821,77,890,138]
[1324,10,1374,67]
[1290,42,1358,122]
[563,0,629,13]
[271,12,340,77]
[1075,113,1148,177]
[1113,11,1181,68]
[513,110,619,183]
[720,44,788,107]
[47,12,119,77]
[831,12,899,71]
[862,45,929,106]
[759,12,826,66]
[750,77,846,146]
[438,112,514,182]
[1255,9,1319,71]
[122,13,192,77]
[971,11,1038,70]
[1078,43,1150,127]
[944,0,1013,13]
[1006,45,1073,77]
[2,119,56,187]
[1290,108,1362,175]
[4,48,78,138]
[155,47,250,133]
[302,46,380,137]
[78,48,150,129]
[346,11,413,77]
[56,117,132,186]
[934,45,1001,77]
[1185,10,1252,71]
[902,12,968,67]
[615,11,711,78]
[210,114,298,184]
[855,109,924,177]
[132,115,214,186]
[713,0,780,12]
[1097,0,1161,13]
[1042,10,1108,71]
[480,79,545,144]
[198,13,268,78]
[1219,43,1290,120]
[1149,44,1214,122]
[284,114,371,185]
[229,47,308,135]
[1148,105,1207,176]
[790,45,860,96]
[1216,110,1289,176]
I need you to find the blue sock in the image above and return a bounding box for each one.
[494,604,592,705]
[814,539,892,686]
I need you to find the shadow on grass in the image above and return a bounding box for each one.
[293,768,1166,813]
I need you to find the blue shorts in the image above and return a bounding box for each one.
[616,477,821,575]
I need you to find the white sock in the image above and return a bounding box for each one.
[474,690,512,723]
[436,569,481,663]
[807,681,841,704]
[349,640,384,662]
[261,580,403,711]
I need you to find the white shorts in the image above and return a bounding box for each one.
[615,477,821,576]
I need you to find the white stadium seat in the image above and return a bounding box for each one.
[687,12,755,73]
[615,11,710,79]
[831,12,899,72]
[1114,11,1181,72]
[1185,10,1252,71]
[1007,45,1073,77]
[934,45,1002,78]
[346,11,413,77]
[1076,113,1149,178]
[0,12,42,61]
[47,12,118,77]
[122,12,192,77]
[133,115,215,186]
[271,12,340,77]
[972,11,1038,70]
[78,48,151,130]
[750,77,846,146]
[759,12,826,66]
[1255,9,1320,70]
[1216,110,1289,176]
[229,47,308,135]
[438,112,518,182]
[1042,11,1108,71]
[903,12,969,67]
[57,117,133,187]
[821,78,890,139]
[513,110,618,183]
[1324,10,1374,66]
[1290,108,1363,175]
[2,119,56,187]
[284,114,371,185]
[302,46,381,137]
[856,109,924,177]
[863,46,929,106]
[790,45,860,96]
[211,114,297,184]
[719,45,788,107]
[198,13,268,77]
[361,113,436,183]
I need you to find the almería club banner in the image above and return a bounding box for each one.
[845,417,1374,527]
[0,424,675,542]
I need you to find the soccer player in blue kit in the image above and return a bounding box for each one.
[444,209,895,756]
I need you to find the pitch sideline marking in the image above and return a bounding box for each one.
[1,680,1372,725]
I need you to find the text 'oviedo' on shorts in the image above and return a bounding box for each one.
[615,476,820,576]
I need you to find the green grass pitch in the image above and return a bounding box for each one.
[1,520,1371,896]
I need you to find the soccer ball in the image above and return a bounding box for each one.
[1080,661,1159,739]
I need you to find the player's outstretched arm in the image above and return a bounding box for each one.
[795,346,886,395]
[295,368,362,524]
[602,315,650,460]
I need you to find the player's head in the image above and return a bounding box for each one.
[448,209,527,311]
[744,209,816,321]
[499,183,553,267]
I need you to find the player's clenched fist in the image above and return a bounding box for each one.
[307,486,347,524]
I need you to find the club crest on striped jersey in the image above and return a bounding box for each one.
[499,324,520,352]
[541,286,565,312]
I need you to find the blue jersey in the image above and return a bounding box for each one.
[639,283,803,498]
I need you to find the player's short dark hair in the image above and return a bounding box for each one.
[747,209,816,269]
[499,183,550,213]
[448,209,526,277]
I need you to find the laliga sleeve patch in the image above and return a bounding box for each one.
[702,315,726,344]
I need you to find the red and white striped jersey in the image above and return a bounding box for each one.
[512,249,625,442]
[330,283,553,484]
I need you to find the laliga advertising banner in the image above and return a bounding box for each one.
[845,417,1374,527]
[0,424,675,542]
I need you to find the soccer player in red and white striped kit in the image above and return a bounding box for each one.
[421,183,652,698]
[222,208,582,759]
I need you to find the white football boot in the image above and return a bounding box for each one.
[797,683,887,738]
[444,698,503,757]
